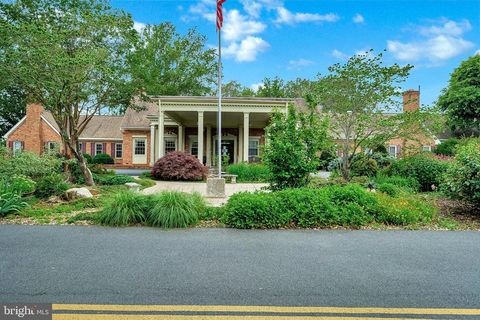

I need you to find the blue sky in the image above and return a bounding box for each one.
[112,0,480,106]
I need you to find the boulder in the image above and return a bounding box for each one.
[65,187,93,200]
[125,182,141,193]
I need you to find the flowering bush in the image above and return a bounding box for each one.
[442,141,480,205]
[151,151,207,181]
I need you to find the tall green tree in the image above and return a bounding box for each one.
[0,86,26,137]
[222,81,255,97]
[256,77,286,98]
[313,50,421,180]
[0,0,138,185]
[263,104,329,190]
[128,23,216,97]
[438,54,480,136]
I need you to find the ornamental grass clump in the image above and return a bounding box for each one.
[99,192,147,226]
[147,192,205,228]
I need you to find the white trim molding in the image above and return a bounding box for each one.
[2,116,26,139]
[40,115,61,135]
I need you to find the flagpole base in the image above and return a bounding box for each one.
[206,177,226,198]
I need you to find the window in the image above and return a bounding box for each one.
[13,141,23,155]
[388,145,397,158]
[134,139,146,155]
[165,138,176,154]
[79,143,83,152]
[190,141,198,157]
[48,141,58,151]
[95,143,103,155]
[248,139,260,161]
[422,145,432,152]
[115,143,123,158]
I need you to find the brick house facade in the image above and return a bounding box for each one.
[3,92,439,168]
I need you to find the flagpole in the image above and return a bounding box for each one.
[217,27,222,177]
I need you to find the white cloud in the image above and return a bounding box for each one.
[133,21,146,33]
[251,82,264,92]
[387,19,474,63]
[274,7,339,25]
[223,10,266,42]
[476,50,480,56]
[418,19,471,37]
[240,0,263,18]
[224,36,270,62]
[353,14,364,24]
[288,58,314,70]
[331,49,348,60]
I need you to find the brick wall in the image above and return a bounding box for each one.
[403,90,420,112]
[7,103,61,155]
[122,130,151,166]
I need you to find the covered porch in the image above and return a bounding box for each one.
[146,96,292,166]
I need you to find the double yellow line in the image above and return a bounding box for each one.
[52,304,480,319]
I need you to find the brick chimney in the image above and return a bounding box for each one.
[403,89,420,112]
[24,102,44,154]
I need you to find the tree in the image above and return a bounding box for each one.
[222,81,255,97]
[438,55,480,136]
[313,50,419,180]
[263,104,329,190]
[256,77,286,98]
[284,78,315,99]
[128,23,217,97]
[0,0,138,185]
[0,86,26,137]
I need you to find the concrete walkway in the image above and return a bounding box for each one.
[142,181,268,206]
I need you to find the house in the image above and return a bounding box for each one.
[3,96,301,168]
[2,90,439,167]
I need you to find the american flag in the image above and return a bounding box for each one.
[216,0,226,30]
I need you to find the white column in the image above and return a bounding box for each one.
[150,124,156,165]
[158,111,165,159]
[238,126,243,163]
[178,125,184,151]
[243,112,249,163]
[206,125,212,166]
[197,111,204,164]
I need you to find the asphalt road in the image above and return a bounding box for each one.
[1,225,480,309]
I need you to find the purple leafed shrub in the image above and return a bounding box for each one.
[151,151,207,181]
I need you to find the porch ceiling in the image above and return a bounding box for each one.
[165,111,271,128]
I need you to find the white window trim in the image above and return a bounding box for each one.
[95,143,103,155]
[133,138,146,156]
[248,137,261,157]
[115,143,123,159]
[388,145,398,159]
[13,140,23,156]
[188,135,198,156]
[422,145,432,152]
[164,137,177,154]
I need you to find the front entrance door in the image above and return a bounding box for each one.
[132,138,147,164]
[215,140,235,164]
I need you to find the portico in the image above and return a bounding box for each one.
[146,96,294,166]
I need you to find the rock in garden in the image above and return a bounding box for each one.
[125,182,141,192]
[65,187,93,200]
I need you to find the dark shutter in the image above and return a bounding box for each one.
[90,143,94,155]
[397,145,402,158]
[102,143,106,154]
[8,141,13,149]
[82,143,86,153]
[20,141,24,150]
[111,143,115,158]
